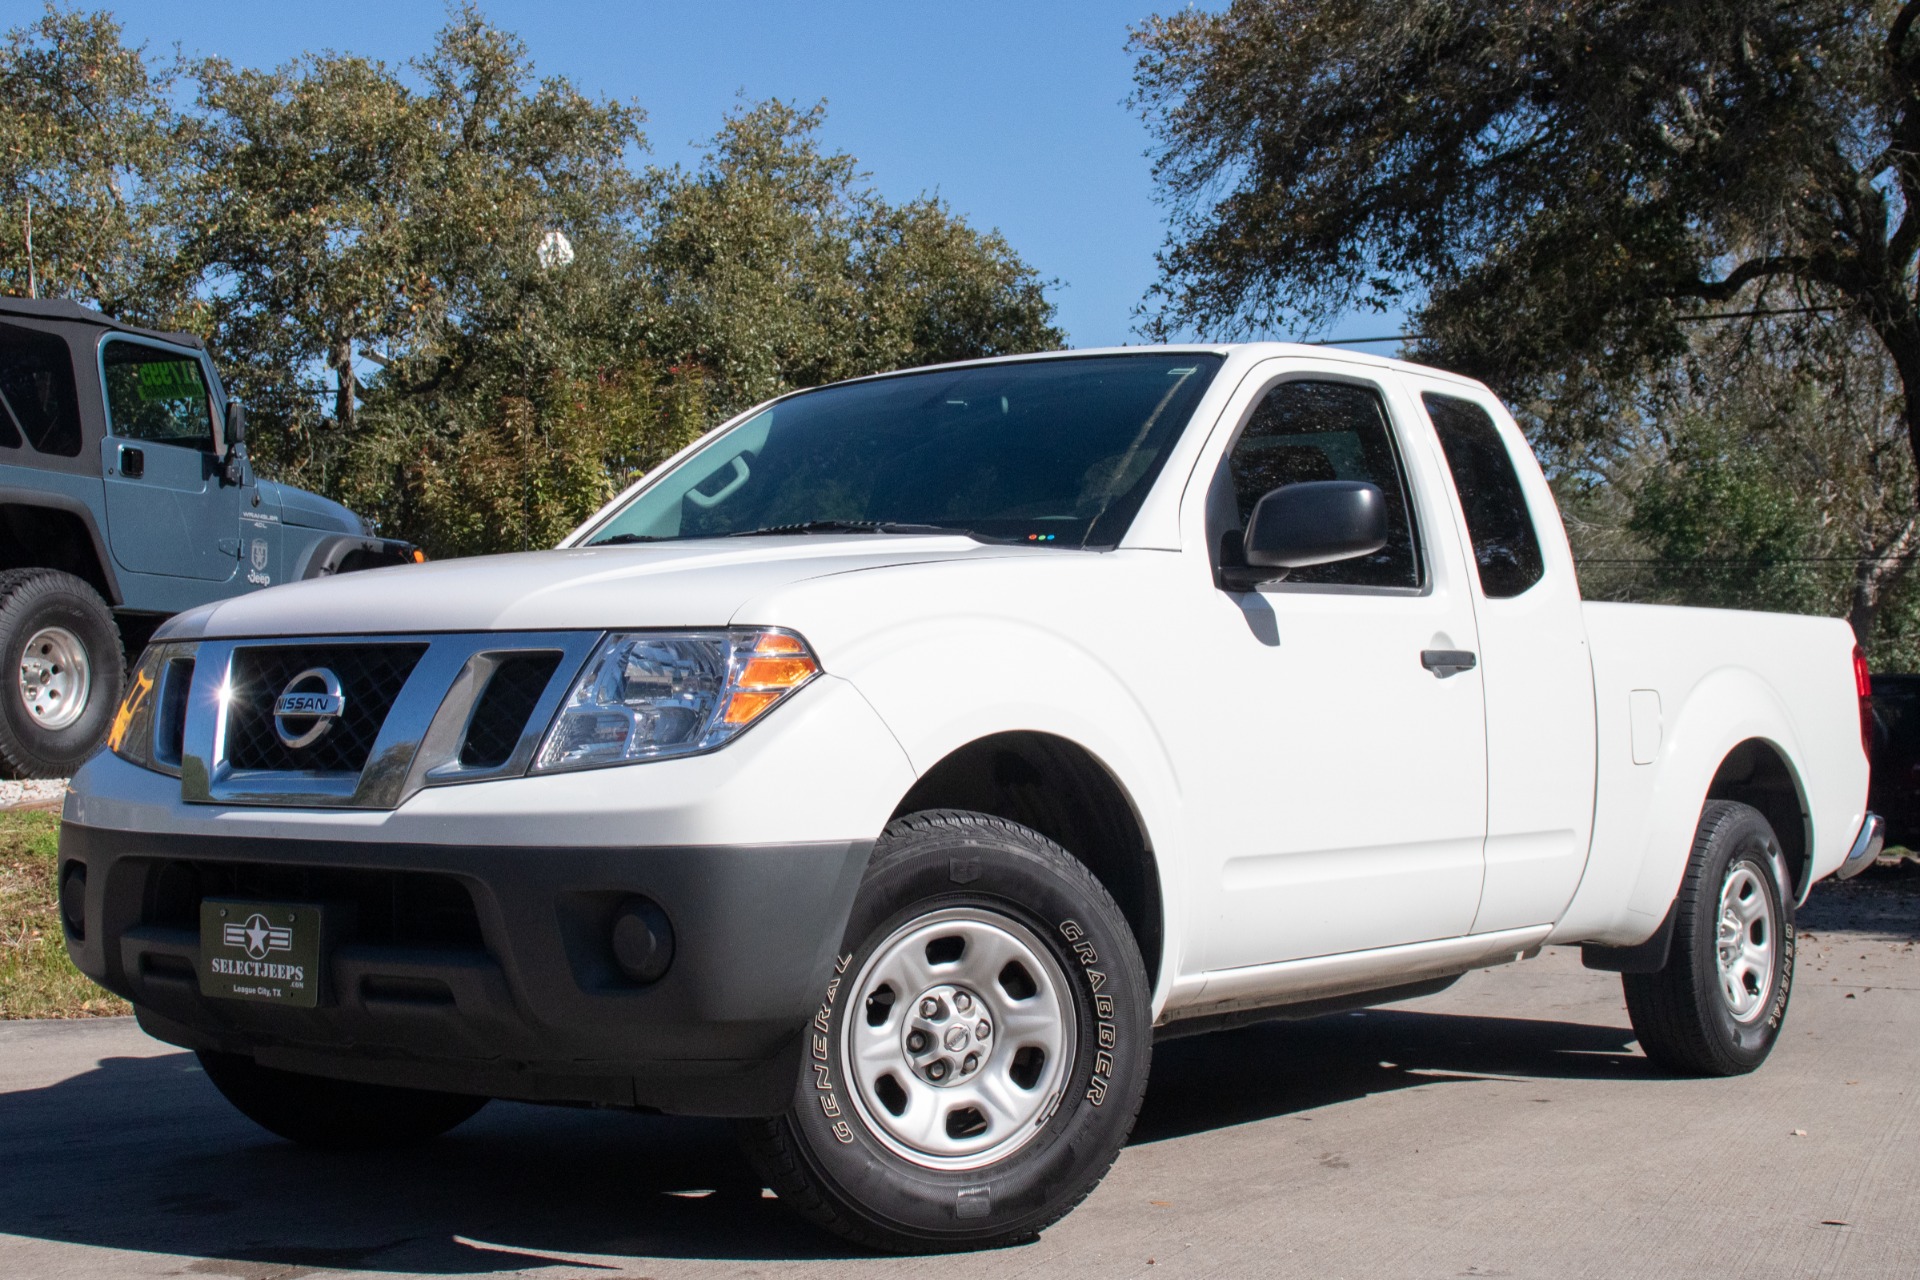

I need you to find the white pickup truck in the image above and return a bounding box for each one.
[61,345,1879,1252]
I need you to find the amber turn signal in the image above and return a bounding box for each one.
[722,631,821,726]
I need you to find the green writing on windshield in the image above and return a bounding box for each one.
[136,360,203,403]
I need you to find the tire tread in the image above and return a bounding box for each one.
[1623,800,1787,1076]
[738,809,1148,1253]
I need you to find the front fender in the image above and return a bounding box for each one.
[822,614,1188,1017]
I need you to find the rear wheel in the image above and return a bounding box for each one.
[0,569,122,779]
[1623,800,1794,1076]
[738,810,1151,1253]
[197,1051,489,1150]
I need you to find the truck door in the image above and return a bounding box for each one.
[1186,369,1489,970]
[1416,386,1598,932]
[98,338,240,582]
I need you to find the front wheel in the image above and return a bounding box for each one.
[738,810,1152,1253]
[0,569,123,779]
[1623,800,1795,1076]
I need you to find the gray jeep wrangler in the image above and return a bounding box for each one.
[0,298,416,778]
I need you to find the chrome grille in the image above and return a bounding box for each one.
[175,631,599,809]
[225,644,426,773]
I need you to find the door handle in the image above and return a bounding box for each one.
[118,445,144,479]
[1421,649,1477,678]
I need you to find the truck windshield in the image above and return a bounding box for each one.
[585,353,1224,549]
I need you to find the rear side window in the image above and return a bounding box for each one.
[1224,379,1421,588]
[103,341,216,450]
[1424,393,1544,598]
[0,322,81,456]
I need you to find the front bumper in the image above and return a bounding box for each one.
[60,821,869,1115]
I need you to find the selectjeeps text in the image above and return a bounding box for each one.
[60,346,1880,1252]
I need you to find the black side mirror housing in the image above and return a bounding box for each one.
[221,401,249,486]
[1222,480,1388,589]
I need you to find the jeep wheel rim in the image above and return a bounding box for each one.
[18,626,90,732]
[842,906,1076,1171]
[1715,862,1776,1023]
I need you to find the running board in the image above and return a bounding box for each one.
[1158,925,1553,1024]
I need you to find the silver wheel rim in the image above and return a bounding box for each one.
[1716,862,1777,1023]
[841,906,1077,1171]
[18,626,90,732]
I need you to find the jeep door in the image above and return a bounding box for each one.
[98,338,240,583]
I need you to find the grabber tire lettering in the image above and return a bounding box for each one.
[736,809,1152,1254]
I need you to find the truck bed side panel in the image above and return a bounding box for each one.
[1552,601,1866,946]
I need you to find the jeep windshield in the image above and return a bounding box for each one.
[583,353,1224,550]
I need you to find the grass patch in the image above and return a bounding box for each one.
[0,808,128,1019]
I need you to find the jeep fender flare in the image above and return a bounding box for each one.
[0,486,122,606]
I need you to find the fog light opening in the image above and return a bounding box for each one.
[58,862,87,942]
[610,897,674,984]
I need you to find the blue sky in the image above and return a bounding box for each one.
[75,0,1403,351]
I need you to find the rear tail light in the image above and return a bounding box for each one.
[1854,643,1873,760]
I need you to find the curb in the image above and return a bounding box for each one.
[0,779,67,812]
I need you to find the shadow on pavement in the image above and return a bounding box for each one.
[1135,1006,1645,1144]
[1799,859,1920,941]
[0,1006,1643,1273]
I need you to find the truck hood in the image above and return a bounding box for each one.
[257,481,369,535]
[160,535,1020,639]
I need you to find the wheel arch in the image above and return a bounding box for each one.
[891,731,1165,993]
[0,492,120,605]
[1706,738,1811,904]
[1625,668,1812,928]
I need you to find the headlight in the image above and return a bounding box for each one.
[533,628,821,772]
[108,644,193,774]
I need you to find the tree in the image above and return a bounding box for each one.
[639,100,1061,417]
[1564,314,1916,653]
[184,5,647,485]
[1,10,1064,558]
[1130,1,1920,638]
[0,6,189,321]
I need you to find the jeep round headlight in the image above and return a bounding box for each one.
[533,628,821,772]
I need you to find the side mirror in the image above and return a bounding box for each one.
[221,401,248,486]
[1224,480,1388,588]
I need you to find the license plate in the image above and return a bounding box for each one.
[199,899,323,1007]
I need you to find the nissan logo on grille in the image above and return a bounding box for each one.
[273,667,346,749]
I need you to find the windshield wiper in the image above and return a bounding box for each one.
[589,533,668,545]
[728,520,962,538]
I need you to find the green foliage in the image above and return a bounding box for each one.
[0,7,190,322]
[0,7,1061,557]
[638,100,1061,417]
[0,808,126,1019]
[1131,0,1920,649]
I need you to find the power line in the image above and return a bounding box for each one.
[1304,305,1841,348]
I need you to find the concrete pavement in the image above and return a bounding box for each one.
[0,871,1913,1280]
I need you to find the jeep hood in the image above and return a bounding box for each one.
[257,481,370,535]
[160,536,1023,639]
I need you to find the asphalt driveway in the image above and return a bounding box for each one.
[0,870,1913,1280]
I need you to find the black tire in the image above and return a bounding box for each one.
[1623,800,1795,1076]
[197,1050,489,1150]
[738,810,1152,1253]
[0,569,123,779]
